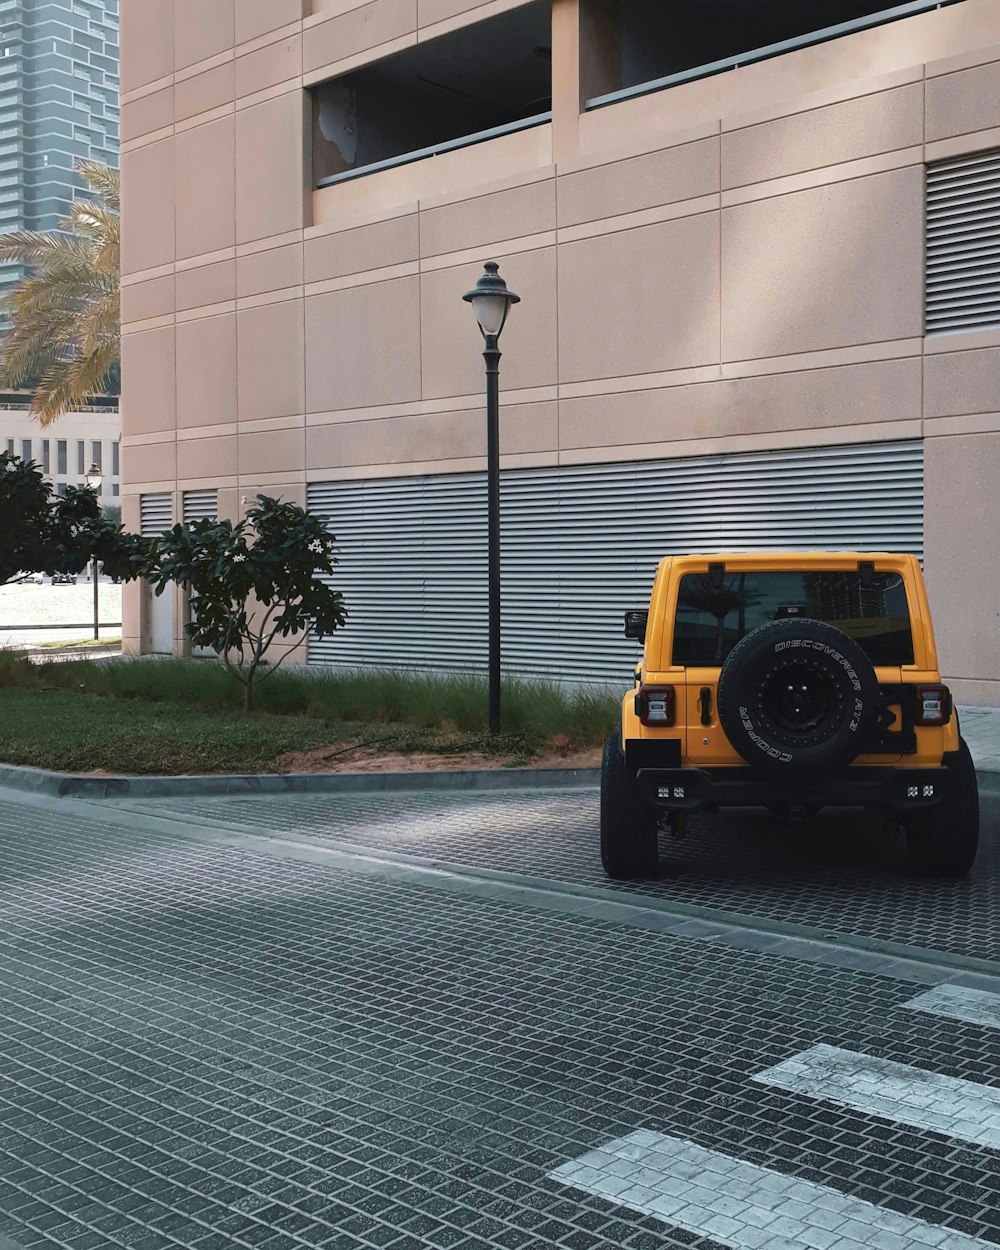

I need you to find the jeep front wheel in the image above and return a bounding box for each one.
[600,735,658,879]
[906,739,979,877]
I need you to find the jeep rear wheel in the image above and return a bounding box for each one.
[600,735,658,879]
[906,739,979,877]
[717,617,879,779]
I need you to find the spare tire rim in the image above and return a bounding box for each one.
[754,658,846,747]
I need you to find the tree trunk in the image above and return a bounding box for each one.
[243,680,254,714]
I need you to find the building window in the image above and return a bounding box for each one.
[76,440,85,474]
[57,440,67,474]
[926,147,1000,335]
[21,438,31,462]
[42,440,49,474]
[56,482,67,497]
[112,440,119,476]
[5,437,12,454]
[90,440,102,471]
[312,0,551,187]
[112,483,120,497]
[584,0,965,108]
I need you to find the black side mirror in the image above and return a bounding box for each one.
[624,609,648,643]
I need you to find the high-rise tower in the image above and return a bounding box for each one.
[0,0,119,312]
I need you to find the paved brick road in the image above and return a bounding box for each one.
[0,791,998,1250]
[124,786,1000,963]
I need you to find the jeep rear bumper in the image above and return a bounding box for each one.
[636,766,954,815]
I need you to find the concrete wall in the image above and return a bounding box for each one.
[119,0,1000,700]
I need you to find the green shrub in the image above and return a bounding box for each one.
[0,651,619,750]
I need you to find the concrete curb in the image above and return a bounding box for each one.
[0,761,602,800]
[0,760,997,802]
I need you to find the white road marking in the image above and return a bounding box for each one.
[904,984,1000,1031]
[550,1131,993,1249]
[754,1044,1000,1151]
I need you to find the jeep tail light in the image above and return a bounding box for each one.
[636,685,675,727]
[914,684,952,726]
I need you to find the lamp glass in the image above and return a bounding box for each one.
[85,463,104,492]
[471,290,509,337]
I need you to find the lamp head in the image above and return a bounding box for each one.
[463,261,520,339]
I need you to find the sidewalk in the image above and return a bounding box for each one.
[958,704,1000,778]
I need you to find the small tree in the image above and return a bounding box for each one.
[148,495,347,712]
[0,450,144,585]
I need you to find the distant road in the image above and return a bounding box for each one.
[0,579,122,647]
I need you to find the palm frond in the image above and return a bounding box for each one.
[31,339,120,424]
[0,232,94,268]
[76,161,120,213]
[0,160,120,421]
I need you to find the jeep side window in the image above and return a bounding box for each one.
[672,571,915,667]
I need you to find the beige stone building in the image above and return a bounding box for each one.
[1,407,121,510]
[120,0,1000,700]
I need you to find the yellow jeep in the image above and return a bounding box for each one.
[602,552,979,879]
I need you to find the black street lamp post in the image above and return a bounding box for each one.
[84,462,104,640]
[463,261,520,735]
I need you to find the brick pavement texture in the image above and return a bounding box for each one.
[135,788,1000,962]
[552,1133,999,1250]
[1,799,1000,1250]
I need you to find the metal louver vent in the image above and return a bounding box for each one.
[139,492,172,538]
[307,440,923,684]
[182,490,218,523]
[926,148,1000,334]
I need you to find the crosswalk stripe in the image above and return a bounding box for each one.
[754,1044,1000,1151]
[904,984,1000,1031]
[550,1131,994,1249]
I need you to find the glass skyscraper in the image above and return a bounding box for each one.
[0,0,119,309]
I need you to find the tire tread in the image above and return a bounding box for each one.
[907,738,979,877]
[600,735,657,879]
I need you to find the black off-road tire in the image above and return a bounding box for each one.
[906,739,980,878]
[600,735,658,879]
[717,617,879,779]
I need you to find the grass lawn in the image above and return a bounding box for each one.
[0,652,618,775]
[0,687,352,774]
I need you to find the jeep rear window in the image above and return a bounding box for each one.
[672,571,915,667]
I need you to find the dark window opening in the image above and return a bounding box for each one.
[586,0,966,107]
[312,1,552,187]
[91,440,102,471]
[20,438,31,461]
[41,439,49,473]
[672,571,915,667]
[57,440,67,474]
[112,440,119,476]
[76,440,85,475]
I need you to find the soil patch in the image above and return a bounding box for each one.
[276,743,603,774]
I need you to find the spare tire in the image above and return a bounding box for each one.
[717,617,878,778]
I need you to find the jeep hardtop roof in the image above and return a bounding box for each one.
[661,551,916,564]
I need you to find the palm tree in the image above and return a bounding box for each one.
[0,160,119,425]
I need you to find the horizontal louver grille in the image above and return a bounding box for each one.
[139,492,172,538]
[307,441,923,684]
[926,149,1000,333]
[182,490,218,523]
